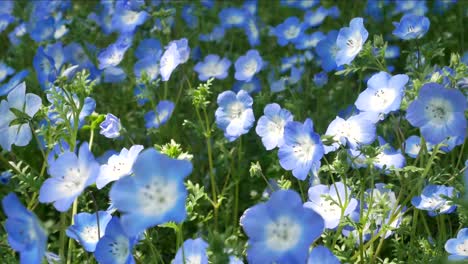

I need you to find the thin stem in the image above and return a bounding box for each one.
[66,199,79,264]
[233,137,242,228]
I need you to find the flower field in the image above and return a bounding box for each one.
[0,0,467,263]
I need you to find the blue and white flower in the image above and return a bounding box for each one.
[66,211,112,252]
[393,14,430,40]
[412,184,457,216]
[335,17,368,66]
[445,228,468,261]
[234,49,263,81]
[173,238,209,264]
[194,54,231,81]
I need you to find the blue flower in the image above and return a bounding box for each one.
[109,148,192,237]
[66,211,112,252]
[335,17,368,66]
[112,8,148,33]
[445,228,468,261]
[404,135,430,158]
[294,31,325,50]
[39,142,99,212]
[100,113,121,139]
[134,57,159,81]
[244,18,260,47]
[159,39,191,81]
[0,69,29,96]
[0,62,14,82]
[219,8,248,28]
[181,4,198,29]
[278,118,324,180]
[272,16,305,46]
[0,170,12,184]
[98,42,129,70]
[355,71,409,118]
[374,137,406,174]
[94,217,136,264]
[97,145,144,189]
[313,71,328,87]
[2,193,47,264]
[392,14,430,40]
[103,66,127,83]
[232,77,262,94]
[315,30,339,72]
[144,100,175,129]
[0,82,42,151]
[324,114,376,153]
[394,0,427,16]
[255,103,293,150]
[411,184,457,216]
[234,49,263,81]
[28,17,55,43]
[215,90,255,142]
[173,238,209,264]
[307,246,340,264]
[135,38,162,60]
[304,182,358,229]
[194,54,231,81]
[199,26,225,42]
[406,83,467,145]
[303,6,329,27]
[240,190,324,263]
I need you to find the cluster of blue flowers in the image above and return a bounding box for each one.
[0,0,467,263]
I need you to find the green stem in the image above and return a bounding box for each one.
[66,199,78,264]
[233,137,242,228]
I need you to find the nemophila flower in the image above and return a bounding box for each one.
[134,57,159,81]
[9,22,27,46]
[194,54,231,81]
[199,25,225,42]
[173,238,209,264]
[303,6,328,27]
[394,0,427,16]
[0,171,12,184]
[98,42,129,70]
[2,193,47,264]
[294,31,325,50]
[278,118,324,180]
[272,16,305,46]
[215,90,255,142]
[307,246,340,264]
[28,17,55,43]
[404,135,430,158]
[181,4,198,29]
[365,0,387,21]
[39,142,99,212]
[0,62,14,83]
[315,30,339,72]
[445,228,468,261]
[33,47,57,88]
[94,217,136,264]
[135,38,162,60]
[112,8,148,33]
[100,113,121,139]
[0,1,14,15]
[144,100,175,129]
[0,82,42,151]
[232,77,262,94]
[103,66,126,83]
[305,182,358,229]
[385,45,400,59]
[355,71,409,119]
[406,83,467,145]
[374,137,406,174]
[412,184,456,216]
[64,43,95,72]
[159,39,190,81]
[219,8,248,28]
[234,49,263,81]
[392,14,430,40]
[255,103,293,150]
[335,17,368,66]
[97,145,144,189]
[313,71,328,87]
[240,190,324,263]
[229,255,244,264]
[324,114,376,153]
[0,69,29,96]
[109,148,192,237]
[244,18,260,47]
[66,211,112,252]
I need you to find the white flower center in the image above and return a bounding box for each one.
[108,236,130,262]
[81,225,99,243]
[122,10,139,24]
[203,62,223,77]
[456,240,468,256]
[243,60,258,77]
[371,88,397,111]
[425,98,453,125]
[293,135,316,163]
[345,34,363,55]
[62,167,85,191]
[284,25,300,39]
[185,255,202,264]
[318,197,342,219]
[267,116,286,137]
[138,178,178,216]
[228,101,245,120]
[227,15,243,25]
[265,215,302,251]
